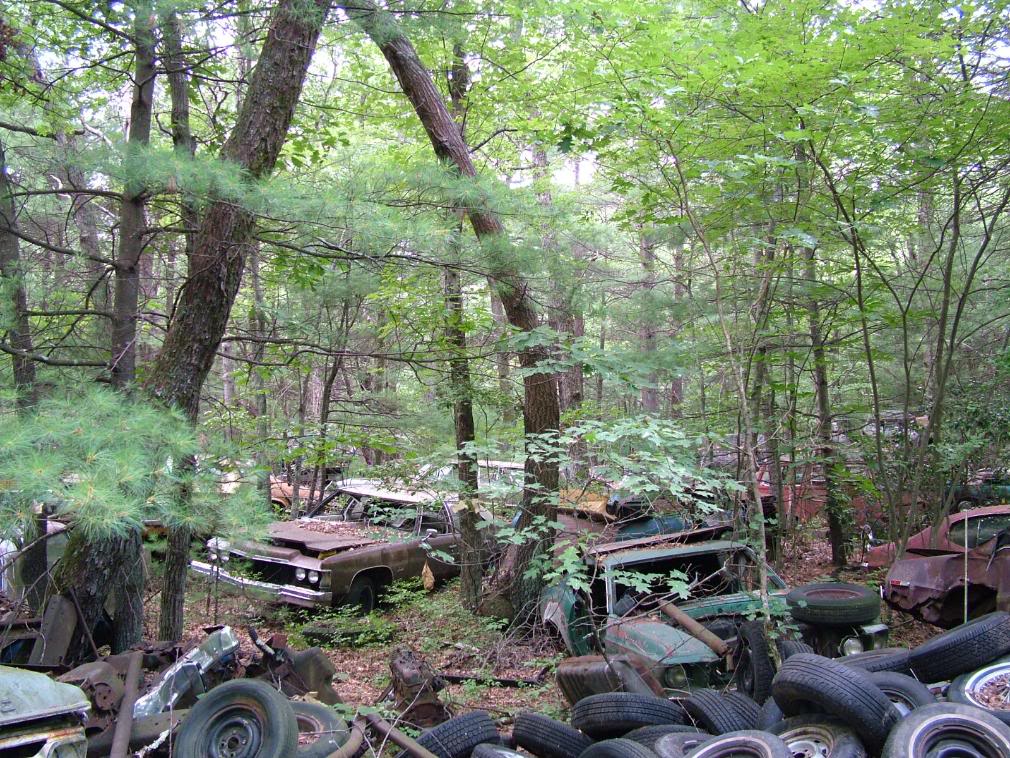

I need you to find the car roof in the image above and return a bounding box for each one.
[948,504,1010,521]
[594,539,746,568]
[336,479,450,505]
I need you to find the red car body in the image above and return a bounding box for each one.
[864,505,1010,568]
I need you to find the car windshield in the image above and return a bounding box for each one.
[606,547,782,614]
[948,514,1010,549]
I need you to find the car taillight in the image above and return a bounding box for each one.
[889,579,910,587]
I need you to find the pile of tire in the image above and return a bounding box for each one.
[408,612,1010,758]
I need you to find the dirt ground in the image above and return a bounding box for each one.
[145,533,941,725]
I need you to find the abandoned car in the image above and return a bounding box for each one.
[0,665,89,757]
[864,504,1010,568]
[883,511,1010,627]
[541,529,889,699]
[191,481,462,611]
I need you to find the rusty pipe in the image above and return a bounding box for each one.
[658,602,729,657]
[326,718,366,758]
[109,650,144,758]
[364,713,441,758]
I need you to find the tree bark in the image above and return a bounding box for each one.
[143,0,331,641]
[343,1,560,620]
[639,229,659,413]
[110,8,156,389]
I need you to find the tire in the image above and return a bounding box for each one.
[174,679,298,758]
[472,747,525,758]
[625,724,705,749]
[867,671,935,716]
[766,716,866,758]
[881,702,1010,758]
[343,575,377,614]
[734,622,774,704]
[291,701,348,758]
[682,690,756,735]
[775,640,813,660]
[840,647,912,674]
[771,653,900,752]
[786,582,880,626]
[397,711,498,758]
[513,712,592,758]
[579,737,659,758]
[756,698,786,731]
[948,659,1010,725]
[684,730,792,758]
[653,731,709,758]
[908,612,1010,683]
[571,692,685,739]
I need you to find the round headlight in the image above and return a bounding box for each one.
[295,568,307,582]
[662,665,688,690]
[308,571,320,584]
[207,550,218,562]
[841,636,864,656]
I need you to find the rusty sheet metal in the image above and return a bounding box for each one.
[884,542,1010,627]
[0,664,89,727]
[555,655,664,704]
[58,661,125,734]
[586,525,732,560]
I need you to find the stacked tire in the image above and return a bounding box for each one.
[407,612,1010,757]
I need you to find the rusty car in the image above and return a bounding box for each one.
[541,528,889,701]
[0,665,89,757]
[864,504,1010,569]
[190,480,463,611]
[883,509,1010,627]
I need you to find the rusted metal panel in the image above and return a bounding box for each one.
[555,655,664,704]
[0,664,89,727]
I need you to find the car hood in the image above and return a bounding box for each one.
[605,618,720,667]
[240,519,385,557]
[0,666,89,728]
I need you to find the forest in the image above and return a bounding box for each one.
[2,1,1010,756]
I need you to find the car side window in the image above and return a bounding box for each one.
[416,506,451,535]
[949,515,1010,548]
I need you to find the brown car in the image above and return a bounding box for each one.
[865,505,1010,568]
[190,480,462,612]
[883,505,1010,627]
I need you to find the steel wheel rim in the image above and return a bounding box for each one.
[780,724,835,758]
[206,707,264,758]
[917,722,1005,758]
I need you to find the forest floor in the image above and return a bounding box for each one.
[153,532,939,723]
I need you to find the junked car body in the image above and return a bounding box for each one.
[864,505,1010,569]
[191,480,461,611]
[0,665,89,757]
[883,509,1010,627]
[542,529,889,694]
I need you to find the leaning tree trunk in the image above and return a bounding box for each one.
[344,1,560,621]
[143,0,331,641]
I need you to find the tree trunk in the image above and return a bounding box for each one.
[639,229,659,413]
[804,244,847,566]
[344,1,560,620]
[143,0,331,641]
[110,9,156,389]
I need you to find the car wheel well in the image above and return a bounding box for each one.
[941,586,997,622]
[350,566,394,593]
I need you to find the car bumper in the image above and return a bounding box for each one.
[190,560,332,608]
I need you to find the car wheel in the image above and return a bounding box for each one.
[683,730,792,757]
[908,612,1010,683]
[653,731,709,757]
[395,711,498,758]
[734,621,775,704]
[867,671,935,716]
[840,647,912,674]
[766,715,867,758]
[786,582,880,626]
[174,679,298,758]
[771,653,900,752]
[580,738,660,757]
[881,702,1010,758]
[948,659,1010,725]
[290,701,348,758]
[571,692,686,739]
[343,575,377,614]
[513,712,592,758]
[683,690,757,735]
[625,725,706,750]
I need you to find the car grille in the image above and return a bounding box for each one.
[238,558,297,586]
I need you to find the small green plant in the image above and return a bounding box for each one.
[299,606,397,648]
[383,577,425,609]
